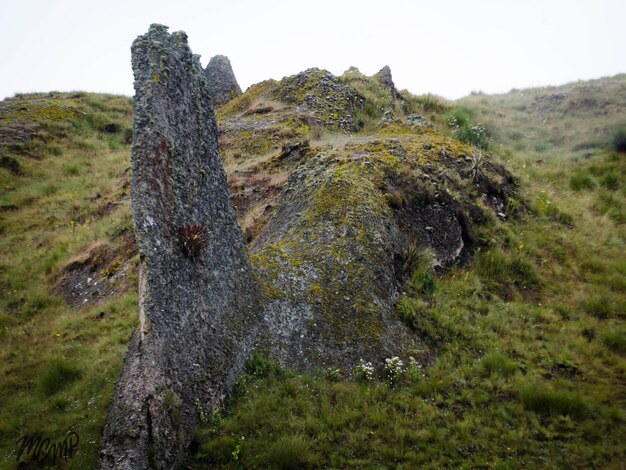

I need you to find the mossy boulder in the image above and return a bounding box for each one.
[251,127,514,369]
[211,62,516,370]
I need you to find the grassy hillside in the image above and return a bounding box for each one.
[0,92,137,468]
[0,71,625,468]
[186,75,626,468]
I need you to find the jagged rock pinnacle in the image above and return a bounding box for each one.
[204,54,242,105]
[99,24,260,469]
[373,65,401,99]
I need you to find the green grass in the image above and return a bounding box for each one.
[612,126,626,152]
[520,385,589,419]
[0,92,138,468]
[36,358,83,396]
[479,352,518,377]
[266,435,318,469]
[2,73,626,468]
[570,171,597,190]
[602,328,626,353]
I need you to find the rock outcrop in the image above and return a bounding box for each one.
[250,133,513,369]
[204,54,242,105]
[273,68,366,131]
[99,25,260,469]
[373,65,402,100]
[252,151,418,369]
[101,24,517,467]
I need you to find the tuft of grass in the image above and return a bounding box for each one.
[62,162,81,175]
[581,295,615,319]
[411,93,450,114]
[245,351,284,379]
[445,106,490,149]
[479,352,517,377]
[520,384,590,419]
[36,358,82,396]
[194,435,238,465]
[475,248,541,293]
[601,328,626,353]
[449,106,475,128]
[600,171,620,190]
[0,155,23,174]
[267,435,317,469]
[612,126,626,152]
[48,143,64,156]
[570,172,596,191]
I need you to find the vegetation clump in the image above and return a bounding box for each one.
[179,224,211,261]
[520,384,589,419]
[447,106,490,149]
[612,126,626,152]
[36,358,82,396]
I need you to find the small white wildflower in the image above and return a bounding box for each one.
[384,356,404,385]
[354,360,375,382]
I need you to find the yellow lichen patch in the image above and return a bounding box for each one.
[375,123,418,138]
[0,101,77,124]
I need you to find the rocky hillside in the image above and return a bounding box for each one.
[0,36,624,468]
[100,26,522,467]
[216,64,516,371]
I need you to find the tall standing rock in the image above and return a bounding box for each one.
[204,54,242,105]
[99,24,260,469]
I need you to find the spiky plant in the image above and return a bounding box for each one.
[178,224,211,262]
[466,152,484,183]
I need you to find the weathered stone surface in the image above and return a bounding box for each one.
[99,25,260,469]
[373,65,402,100]
[407,113,434,128]
[272,68,366,132]
[204,54,242,105]
[252,153,422,369]
[250,133,503,369]
[101,24,517,467]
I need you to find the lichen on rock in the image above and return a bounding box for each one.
[103,24,517,467]
[99,24,260,469]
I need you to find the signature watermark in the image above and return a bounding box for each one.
[15,431,79,465]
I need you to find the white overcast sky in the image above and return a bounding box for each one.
[1,0,624,100]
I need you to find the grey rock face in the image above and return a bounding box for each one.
[273,68,366,132]
[204,54,242,105]
[373,65,401,100]
[407,113,434,128]
[252,154,420,370]
[99,24,260,469]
